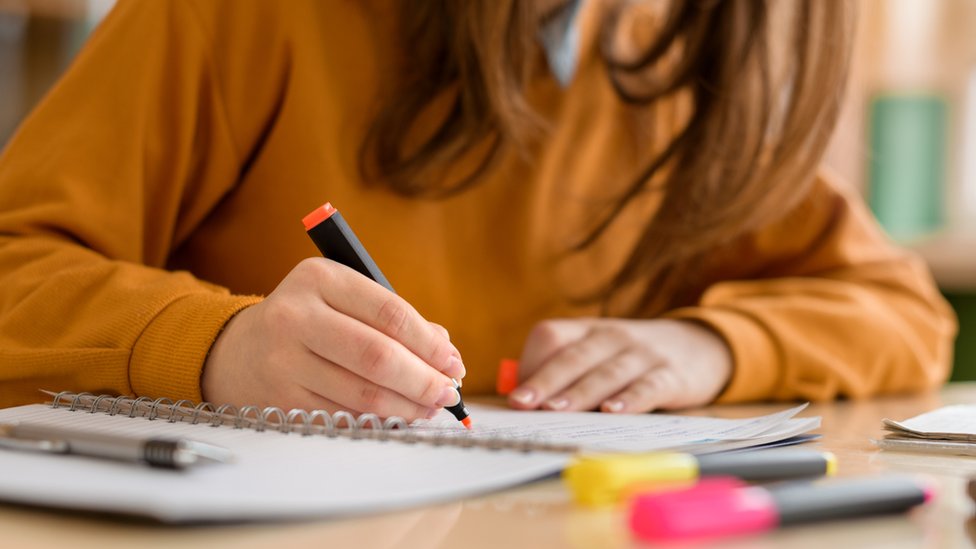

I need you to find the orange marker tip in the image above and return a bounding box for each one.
[461,417,472,429]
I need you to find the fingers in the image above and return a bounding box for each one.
[544,349,659,412]
[292,387,354,416]
[509,325,631,410]
[429,322,450,341]
[297,258,465,379]
[517,319,593,379]
[299,303,460,411]
[293,351,440,421]
[601,366,685,414]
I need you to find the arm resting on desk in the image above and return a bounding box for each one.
[666,172,957,403]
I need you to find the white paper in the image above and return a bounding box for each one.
[0,402,819,522]
[883,405,976,441]
[418,403,814,454]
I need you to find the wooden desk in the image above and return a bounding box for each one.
[3,385,975,549]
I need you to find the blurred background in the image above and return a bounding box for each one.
[1,0,974,378]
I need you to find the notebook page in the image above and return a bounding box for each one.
[0,405,568,522]
[669,417,822,454]
[418,403,813,453]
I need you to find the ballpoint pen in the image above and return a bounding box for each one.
[0,423,233,469]
[303,202,472,428]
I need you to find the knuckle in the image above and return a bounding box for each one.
[292,257,334,288]
[295,257,325,277]
[428,338,455,369]
[527,320,561,348]
[358,384,384,411]
[592,324,630,346]
[559,341,587,362]
[294,257,317,273]
[632,376,663,399]
[579,368,611,392]
[603,356,633,383]
[358,339,396,380]
[429,322,450,340]
[561,379,591,400]
[419,376,443,406]
[376,298,411,338]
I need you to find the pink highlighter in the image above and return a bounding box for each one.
[629,476,933,542]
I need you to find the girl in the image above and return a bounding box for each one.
[0,1,955,418]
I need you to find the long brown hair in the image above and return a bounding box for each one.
[360,0,853,314]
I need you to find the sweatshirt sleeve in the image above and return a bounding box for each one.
[0,0,268,407]
[666,171,957,403]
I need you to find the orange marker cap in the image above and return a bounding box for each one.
[497,359,520,396]
[302,202,338,231]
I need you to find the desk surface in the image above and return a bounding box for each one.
[3,385,975,549]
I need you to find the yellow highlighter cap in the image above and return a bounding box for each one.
[563,452,699,506]
[824,451,838,476]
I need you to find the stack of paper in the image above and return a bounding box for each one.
[877,405,976,456]
[415,403,820,455]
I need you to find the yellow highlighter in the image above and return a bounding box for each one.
[564,448,837,506]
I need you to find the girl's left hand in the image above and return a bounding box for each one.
[507,318,733,413]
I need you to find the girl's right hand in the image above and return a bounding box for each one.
[201,258,465,421]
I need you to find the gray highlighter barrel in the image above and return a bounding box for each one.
[770,477,928,525]
[696,449,831,481]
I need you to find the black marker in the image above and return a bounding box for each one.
[302,203,472,428]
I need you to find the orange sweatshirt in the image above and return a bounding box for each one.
[0,0,957,408]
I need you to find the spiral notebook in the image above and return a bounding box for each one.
[0,392,819,522]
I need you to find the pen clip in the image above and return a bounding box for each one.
[0,434,69,454]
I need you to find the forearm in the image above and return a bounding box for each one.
[665,173,956,403]
[0,235,260,407]
[668,261,955,402]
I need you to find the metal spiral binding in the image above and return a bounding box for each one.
[45,391,579,453]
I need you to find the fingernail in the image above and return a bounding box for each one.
[544,397,569,411]
[435,386,461,407]
[447,356,466,379]
[603,400,625,413]
[509,388,536,406]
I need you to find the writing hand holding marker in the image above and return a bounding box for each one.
[302,204,472,428]
[201,208,466,422]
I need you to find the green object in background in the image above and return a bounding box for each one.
[868,94,947,241]
[948,293,976,381]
